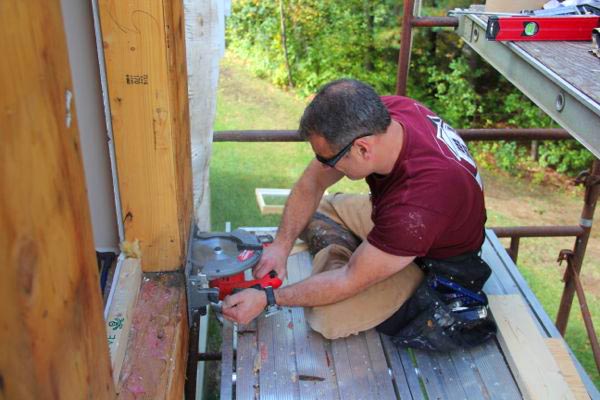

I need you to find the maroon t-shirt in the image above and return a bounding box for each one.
[366,96,486,259]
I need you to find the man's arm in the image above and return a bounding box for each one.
[276,241,415,306]
[253,159,343,279]
[222,241,415,324]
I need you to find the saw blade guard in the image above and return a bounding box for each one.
[190,229,263,279]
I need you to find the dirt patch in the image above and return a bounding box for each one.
[217,56,307,129]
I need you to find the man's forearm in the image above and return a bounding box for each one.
[274,266,358,307]
[272,242,415,308]
[274,175,325,251]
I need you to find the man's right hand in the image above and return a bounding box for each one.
[253,243,289,281]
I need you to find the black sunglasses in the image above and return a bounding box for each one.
[315,134,373,167]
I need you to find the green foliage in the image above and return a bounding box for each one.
[539,141,595,175]
[227,0,401,95]
[225,0,594,175]
[425,58,482,127]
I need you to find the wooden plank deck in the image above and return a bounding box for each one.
[220,229,598,399]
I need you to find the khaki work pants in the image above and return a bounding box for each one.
[304,193,424,339]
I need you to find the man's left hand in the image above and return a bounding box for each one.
[222,288,267,325]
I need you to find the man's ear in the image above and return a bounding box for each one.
[355,138,371,159]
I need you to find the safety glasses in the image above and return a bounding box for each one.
[315,133,372,167]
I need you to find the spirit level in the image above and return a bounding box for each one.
[486,15,600,41]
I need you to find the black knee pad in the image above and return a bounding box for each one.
[299,212,361,255]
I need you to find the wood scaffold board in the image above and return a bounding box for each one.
[489,295,575,400]
[545,338,590,400]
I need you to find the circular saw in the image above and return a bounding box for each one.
[185,229,282,318]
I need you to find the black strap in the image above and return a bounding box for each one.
[264,286,276,307]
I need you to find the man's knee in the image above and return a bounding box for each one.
[306,306,360,339]
[320,193,373,240]
[300,212,361,256]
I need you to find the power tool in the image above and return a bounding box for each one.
[184,228,283,323]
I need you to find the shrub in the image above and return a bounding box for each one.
[225,0,593,175]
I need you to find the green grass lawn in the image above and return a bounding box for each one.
[212,55,368,231]
[210,52,599,390]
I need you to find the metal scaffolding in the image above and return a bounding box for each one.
[212,0,600,374]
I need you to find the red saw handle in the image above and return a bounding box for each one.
[210,270,282,300]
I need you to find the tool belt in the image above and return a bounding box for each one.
[376,251,497,352]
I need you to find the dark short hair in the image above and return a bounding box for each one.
[298,79,391,150]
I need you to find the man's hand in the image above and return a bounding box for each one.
[222,288,267,325]
[253,243,289,280]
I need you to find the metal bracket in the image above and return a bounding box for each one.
[557,249,575,282]
[574,168,600,205]
[591,28,600,58]
[187,278,219,317]
[574,169,600,187]
[557,248,575,264]
[264,304,282,318]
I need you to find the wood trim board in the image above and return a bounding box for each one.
[105,257,142,388]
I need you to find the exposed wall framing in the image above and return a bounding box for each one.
[0,1,114,397]
[98,0,193,271]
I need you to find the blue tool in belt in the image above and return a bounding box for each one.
[429,275,490,322]
[430,275,487,303]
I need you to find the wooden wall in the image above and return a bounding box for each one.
[98,0,193,271]
[0,1,115,398]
